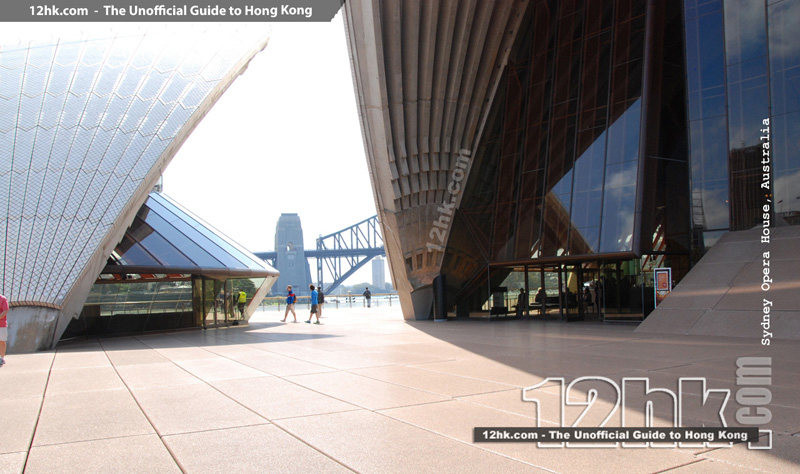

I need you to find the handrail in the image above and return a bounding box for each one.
[258,292,399,310]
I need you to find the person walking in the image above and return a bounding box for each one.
[363,287,372,308]
[515,288,528,318]
[282,285,298,322]
[237,289,247,319]
[534,287,545,317]
[305,284,321,324]
[583,287,594,314]
[317,285,325,318]
[0,294,9,367]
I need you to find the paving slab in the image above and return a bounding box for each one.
[458,388,552,422]
[0,370,50,400]
[697,433,800,473]
[45,366,126,395]
[101,346,171,366]
[50,346,112,370]
[25,435,180,474]
[32,389,154,446]
[286,370,450,410]
[378,341,489,360]
[1,397,42,454]
[172,357,269,381]
[146,346,222,362]
[196,342,274,359]
[411,358,548,387]
[129,383,268,435]
[0,351,54,372]
[1,306,796,472]
[275,409,542,473]
[234,351,337,376]
[351,365,517,397]
[113,361,204,389]
[381,399,701,474]
[163,424,353,474]
[0,452,27,474]
[665,459,762,473]
[211,376,360,420]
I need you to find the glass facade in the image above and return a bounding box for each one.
[768,0,800,225]
[62,280,195,337]
[440,0,690,320]
[684,0,800,244]
[62,192,277,339]
[113,193,273,272]
[459,0,653,262]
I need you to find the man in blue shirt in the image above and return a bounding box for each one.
[281,285,297,322]
[305,284,320,324]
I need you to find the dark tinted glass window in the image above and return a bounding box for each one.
[684,4,730,232]
[768,1,800,117]
[600,160,637,252]
[142,198,243,268]
[128,217,195,267]
[151,194,268,270]
[140,209,226,268]
[770,111,800,223]
[723,0,767,66]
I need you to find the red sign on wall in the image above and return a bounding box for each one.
[654,268,672,308]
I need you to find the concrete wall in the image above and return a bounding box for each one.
[6,307,60,353]
[636,226,800,340]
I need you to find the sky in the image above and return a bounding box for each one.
[160,15,384,284]
[1,13,387,286]
[162,15,378,255]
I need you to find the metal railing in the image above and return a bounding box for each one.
[258,293,398,311]
[84,297,194,316]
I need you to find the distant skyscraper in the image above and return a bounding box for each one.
[372,256,386,288]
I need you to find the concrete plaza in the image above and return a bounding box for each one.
[1,306,797,473]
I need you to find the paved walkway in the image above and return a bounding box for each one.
[1,307,797,473]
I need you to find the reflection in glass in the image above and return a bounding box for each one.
[771,111,800,223]
[684,6,726,127]
[139,209,225,268]
[129,216,195,267]
[157,194,270,271]
[600,161,637,252]
[65,280,195,337]
[724,2,768,229]
[723,0,766,66]
[688,115,729,231]
[204,278,224,325]
[571,132,605,254]
[726,56,769,148]
[768,0,800,117]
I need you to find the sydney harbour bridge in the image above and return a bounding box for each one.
[254,214,385,295]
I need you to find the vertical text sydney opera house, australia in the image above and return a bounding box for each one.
[344,0,800,332]
[1,26,278,352]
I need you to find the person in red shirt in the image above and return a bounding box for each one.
[0,294,8,367]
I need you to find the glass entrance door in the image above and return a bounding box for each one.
[579,265,603,320]
[598,260,645,321]
[527,265,578,320]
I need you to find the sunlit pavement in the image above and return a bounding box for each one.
[1,306,798,473]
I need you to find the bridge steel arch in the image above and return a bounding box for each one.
[316,215,385,294]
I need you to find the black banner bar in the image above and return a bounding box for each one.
[6,1,344,22]
[474,427,761,443]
